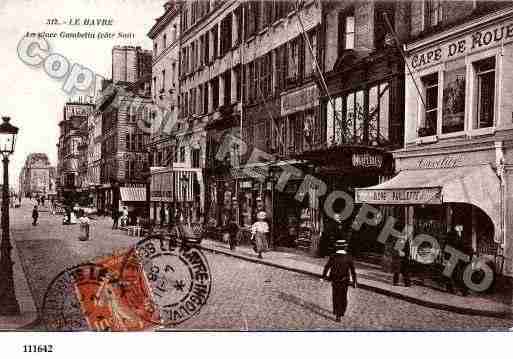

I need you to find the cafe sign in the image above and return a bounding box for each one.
[355,187,442,205]
[409,19,513,70]
[352,152,383,169]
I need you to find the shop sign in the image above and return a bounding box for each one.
[281,85,319,116]
[352,153,384,169]
[355,187,442,204]
[409,20,513,70]
[417,155,464,169]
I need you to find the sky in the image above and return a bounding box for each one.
[0,0,164,188]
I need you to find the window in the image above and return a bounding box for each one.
[220,15,233,55]
[153,42,158,56]
[287,37,302,84]
[474,57,495,129]
[179,146,186,163]
[192,149,200,168]
[163,34,167,49]
[161,70,166,92]
[172,24,177,41]
[425,0,443,28]
[275,44,288,91]
[171,63,176,87]
[305,28,318,78]
[326,83,390,145]
[338,10,355,53]
[234,66,241,101]
[211,77,219,109]
[375,2,395,49]
[211,25,218,61]
[420,73,438,137]
[153,77,156,98]
[203,83,209,113]
[245,1,259,37]
[442,63,465,134]
[224,71,231,105]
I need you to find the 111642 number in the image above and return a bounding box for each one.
[23,345,54,353]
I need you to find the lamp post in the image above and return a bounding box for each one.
[0,116,20,315]
[180,174,188,224]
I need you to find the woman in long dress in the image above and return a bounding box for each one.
[251,211,269,258]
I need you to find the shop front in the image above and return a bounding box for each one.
[119,185,147,225]
[150,167,204,226]
[299,145,395,257]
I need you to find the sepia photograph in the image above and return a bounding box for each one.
[0,0,512,350]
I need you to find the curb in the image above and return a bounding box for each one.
[199,243,513,320]
[0,224,40,330]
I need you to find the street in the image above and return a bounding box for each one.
[12,202,512,331]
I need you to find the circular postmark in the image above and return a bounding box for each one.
[41,263,110,331]
[121,235,212,327]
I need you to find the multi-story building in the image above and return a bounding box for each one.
[57,100,94,203]
[355,1,513,280]
[177,0,246,224]
[96,47,152,216]
[19,153,56,198]
[147,1,183,224]
[85,108,103,211]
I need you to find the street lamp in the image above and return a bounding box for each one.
[0,116,20,315]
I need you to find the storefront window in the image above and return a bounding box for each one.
[474,57,495,129]
[326,83,390,145]
[420,73,438,137]
[442,64,466,134]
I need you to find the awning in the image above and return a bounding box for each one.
[120,187,146,202]
[355,164,501,242]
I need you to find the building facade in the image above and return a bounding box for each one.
[95,46,152,216]
[19,153,56,198]
[57,100,94,203]
[147,1,183,225]
[356,1,513,280]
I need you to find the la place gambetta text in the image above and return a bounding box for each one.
[31,31,134,40]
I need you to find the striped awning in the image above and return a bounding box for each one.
[120,187,146,202]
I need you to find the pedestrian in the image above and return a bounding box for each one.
[321,239,357,321]
[251,211,269,259]
[112,207,120,229]
[225,219,239,251]
[41,195,45,207]
[444,225,469,296]
[32,205,39,226]
[78,210,91,241]
[390,236,411,287]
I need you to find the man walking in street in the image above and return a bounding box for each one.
[32,205,39,226]
[321,239,357,321]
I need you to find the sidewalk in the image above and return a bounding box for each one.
[0,208,38,331]
[199,238,513,319]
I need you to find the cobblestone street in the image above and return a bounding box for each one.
[11,202,512,331]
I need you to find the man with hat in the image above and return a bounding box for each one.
[321,239,357,321]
